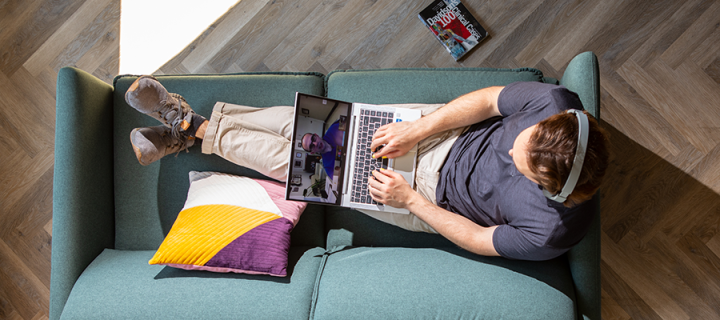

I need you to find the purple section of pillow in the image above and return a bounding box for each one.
[206,218,294,276]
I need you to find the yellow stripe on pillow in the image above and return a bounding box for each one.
[149,204,280,266]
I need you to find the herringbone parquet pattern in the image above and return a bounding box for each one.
[0,0,118,318]
[1,0,719,319]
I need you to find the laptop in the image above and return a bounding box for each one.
[285,92,422,214]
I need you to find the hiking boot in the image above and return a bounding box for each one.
[125,75,205,137]
[130,126,195,166]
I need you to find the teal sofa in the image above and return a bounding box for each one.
[52,52,601,319]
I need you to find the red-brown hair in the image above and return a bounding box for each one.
[526,110,609,208]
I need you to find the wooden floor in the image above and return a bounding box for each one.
[1,0,719,318]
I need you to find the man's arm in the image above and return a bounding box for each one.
[371,86,504,159]
[407,190,500,256]
[368,169,500,257]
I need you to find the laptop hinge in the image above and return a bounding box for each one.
[343,114,357,196]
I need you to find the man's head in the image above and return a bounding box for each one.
[302,133,332,154]
[509,110,609,208]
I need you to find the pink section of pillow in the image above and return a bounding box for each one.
[253,178,306,226]
[165,264,285,277]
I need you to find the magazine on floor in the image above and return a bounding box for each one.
[419,0,488,61]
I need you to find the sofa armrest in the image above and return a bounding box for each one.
[561,51,600,119]
[560,52,601,320]
[567,197,601,320]
[51,67,116,320]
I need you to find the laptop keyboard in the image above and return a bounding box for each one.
[350,109,392,205]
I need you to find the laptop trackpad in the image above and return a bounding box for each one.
[392,152,416,184]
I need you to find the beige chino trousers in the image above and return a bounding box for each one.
[201,102,467,233]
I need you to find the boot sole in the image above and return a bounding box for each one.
[125,75,186,129]
[130,128,150,166]
[125,75,159,106]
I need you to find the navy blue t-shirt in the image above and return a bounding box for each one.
[435,81,594,261]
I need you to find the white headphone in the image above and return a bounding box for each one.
[543,109,589,203]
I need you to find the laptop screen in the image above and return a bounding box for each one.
[286,93,351,205]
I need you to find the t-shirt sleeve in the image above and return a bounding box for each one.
[492,224,569,261]
[497,81,571,117]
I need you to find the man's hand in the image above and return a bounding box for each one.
[370,121,421,159]
[368,169,419,209]
[370,86,504,159]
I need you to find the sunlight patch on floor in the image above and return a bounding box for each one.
[119,0,239,74]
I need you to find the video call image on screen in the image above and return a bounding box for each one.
[288,95,350,205]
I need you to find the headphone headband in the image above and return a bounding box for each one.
[543,109,589,203]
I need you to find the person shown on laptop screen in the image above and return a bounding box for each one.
[124,75,609,262]
[301,118,344,180]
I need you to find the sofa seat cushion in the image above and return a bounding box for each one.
[60,247,324,320]
[311,247,576,320]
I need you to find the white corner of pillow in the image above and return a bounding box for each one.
[188,171,216,183]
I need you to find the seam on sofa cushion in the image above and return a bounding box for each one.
[542,77,559,84]
[308,251,327,320]
[113,71,327,91]
[308,242,354,320]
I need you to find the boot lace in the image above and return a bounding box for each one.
[160,93,195,141]
[161,129,195,157]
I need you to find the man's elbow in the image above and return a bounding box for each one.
[466,225,500,257]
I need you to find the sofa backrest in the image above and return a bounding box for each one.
[326,67,549,104]
[112,72,326,250]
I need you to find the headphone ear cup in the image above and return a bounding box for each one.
[543,188,566,203]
